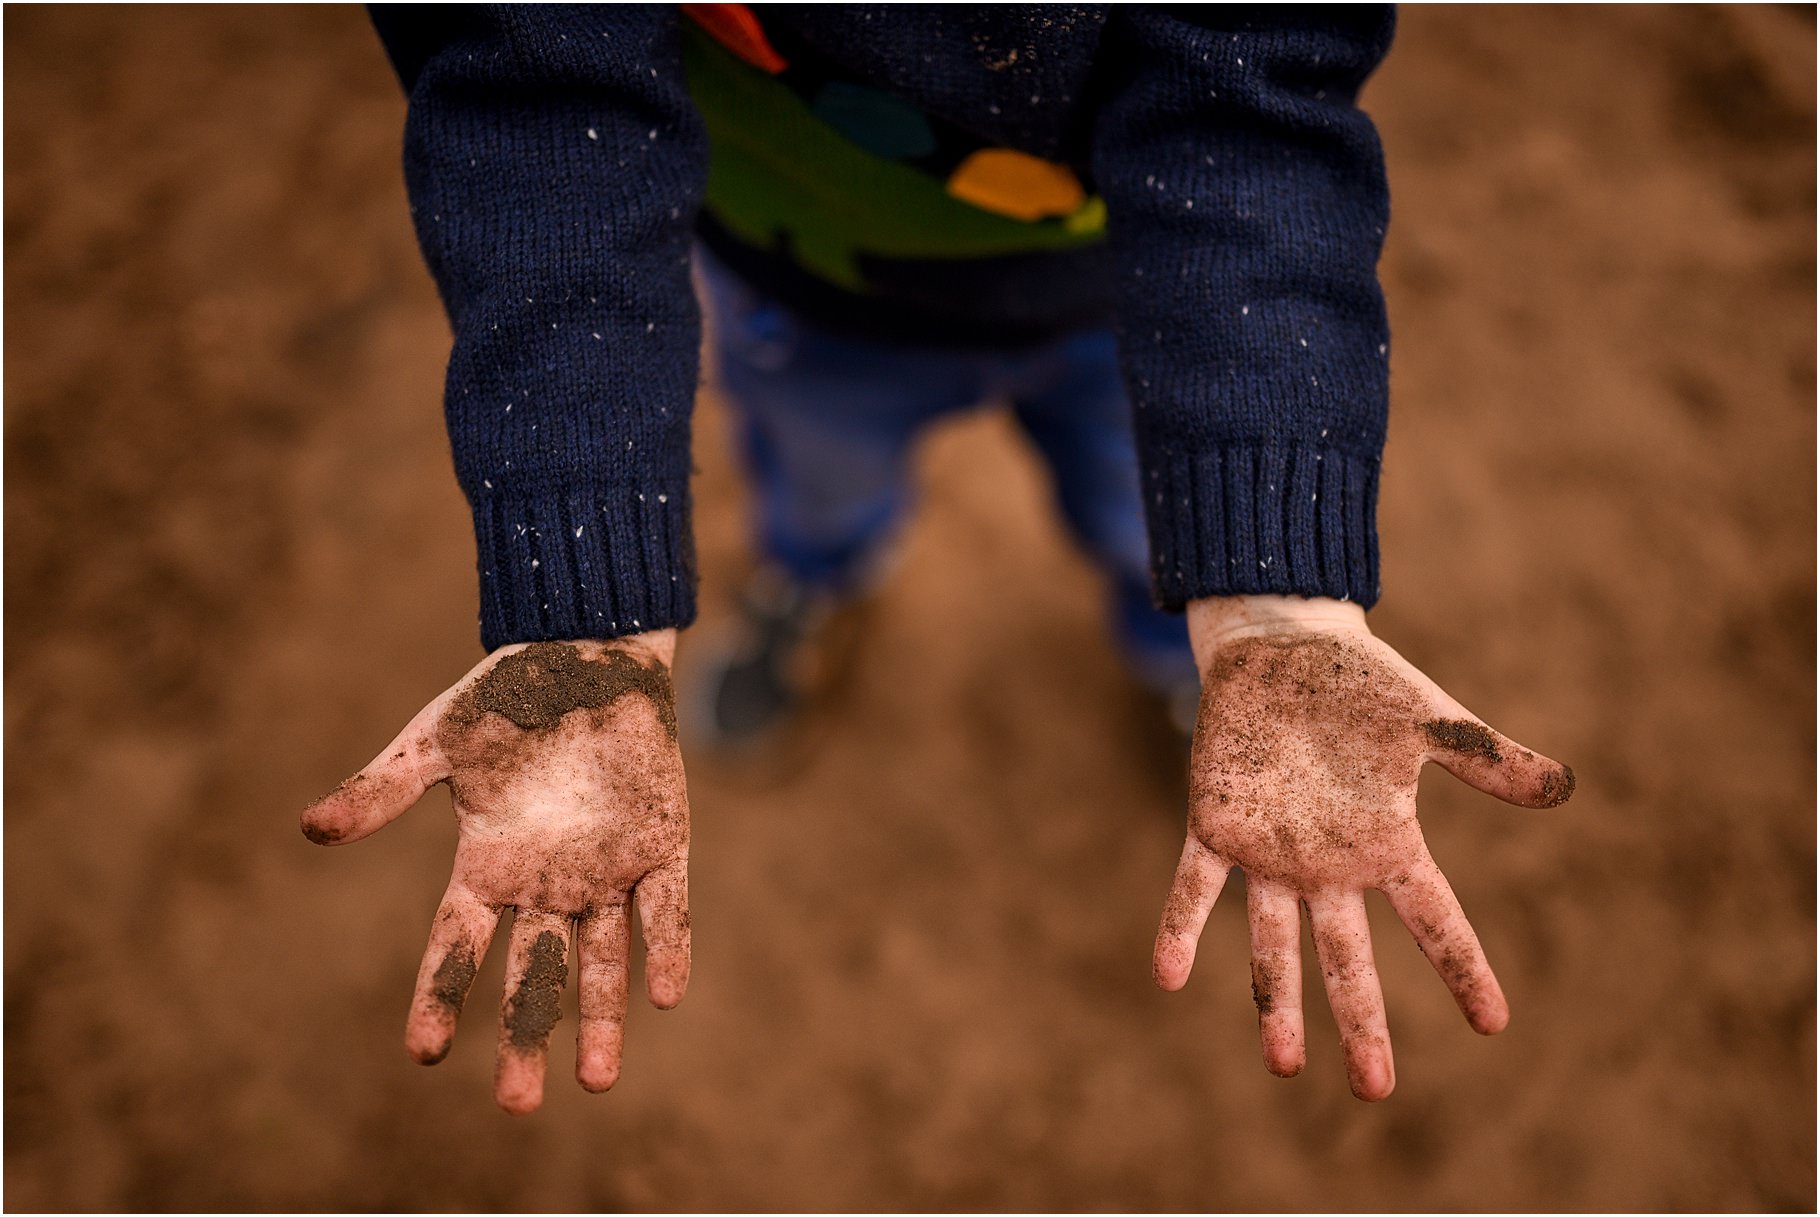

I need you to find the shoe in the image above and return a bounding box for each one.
[685,565,860,753]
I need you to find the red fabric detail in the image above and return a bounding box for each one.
[682,4,789,73]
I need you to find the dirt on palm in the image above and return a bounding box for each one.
[5,5,1814,1210]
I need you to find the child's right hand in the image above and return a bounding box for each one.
[301,632,690,1115]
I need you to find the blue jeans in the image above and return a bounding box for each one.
[700,252,1194,692]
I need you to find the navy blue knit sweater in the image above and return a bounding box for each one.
[370,5,1395,650]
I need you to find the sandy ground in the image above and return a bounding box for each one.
[5,5,1814,1211]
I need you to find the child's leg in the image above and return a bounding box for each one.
[699,254,983,591]
[1005,329,1197,701]
[692,252,989,749]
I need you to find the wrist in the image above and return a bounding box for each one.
[489,628,678,668]
[619,627,678,667]
[1186,595,1367,668]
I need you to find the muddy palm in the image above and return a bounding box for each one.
[301,634,689,1115]
[1155,597,1574,1102]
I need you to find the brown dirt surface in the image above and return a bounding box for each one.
[446,643,677,738]
[429,947,479,1017]
[504,932,570,1053]
[5,5,1813,1211]
[1423,719,1504,764]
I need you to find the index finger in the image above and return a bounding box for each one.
[494,910,572,1116]
[1306,890,1395,1102]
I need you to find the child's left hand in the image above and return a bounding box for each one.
[1156,596,1574,1100]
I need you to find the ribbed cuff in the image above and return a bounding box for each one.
[470,481,696,650]
[1146,443,1380,611]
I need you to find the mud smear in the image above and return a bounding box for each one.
[1250,959,1280,1014]
[447,642,677,739]
[1537,764,1577,808]
[1423,719,1503,763]
[429,946,477,1014]
[504,931,567,1050]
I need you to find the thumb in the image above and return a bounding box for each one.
[301,711,446,846]
[1419,712,1575,809]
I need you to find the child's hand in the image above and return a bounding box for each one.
[1156,597,1573,1101]
[301,633,689,1115]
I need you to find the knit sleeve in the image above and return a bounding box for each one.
[369,5,708,649]
[1090,5,1397,610]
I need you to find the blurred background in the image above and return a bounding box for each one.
[5,4,1814,1211]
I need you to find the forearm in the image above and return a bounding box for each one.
[371,6,709,647]
[1093,7,1397,610]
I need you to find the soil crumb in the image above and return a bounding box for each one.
[504,930,567,1050]
[1422,718,1503,763]
[447,642,676,738]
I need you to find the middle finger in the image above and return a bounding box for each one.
[494,909,572,1115]
[1306,889,1395,1102]
[1246,875,1305,1078]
